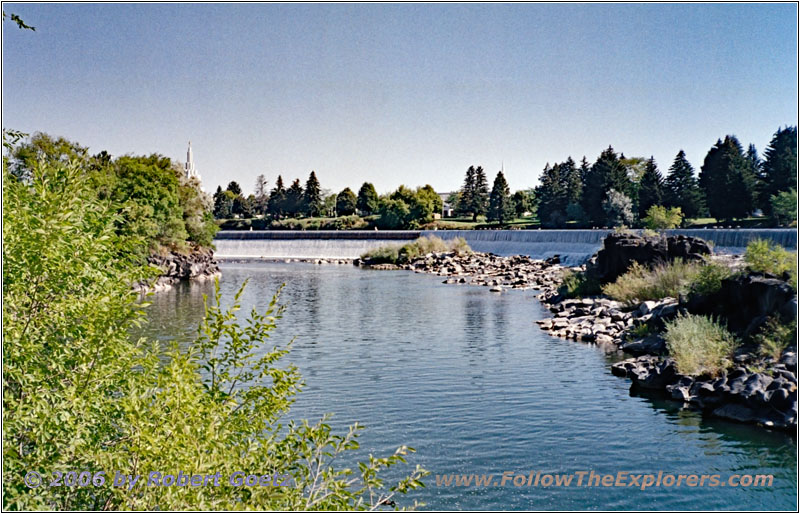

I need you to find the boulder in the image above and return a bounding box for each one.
[586,232,710,284]
[620,335,667,356]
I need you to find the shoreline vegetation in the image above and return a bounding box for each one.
[3,137,427,510]
[362,234,798,431]
[213,126,797,232]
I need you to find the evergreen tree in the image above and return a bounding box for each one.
[226,181,242,196]
[213,185,233,219]
[336,188,357,216]
[562,157,583,207]
[664,150,704,218]
[357,182,379,215]
[457,166,476,218]
[471,166,489,221]
[488,171,514,224]
[760,126,798,215]
[303,171,323,217]
[285,179,304,217]
[267,175,286,219]
[581,146,631,226]
[536,163,568,228]
[638,157,663,220]
[699,135,756,221]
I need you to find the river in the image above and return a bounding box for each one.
[138,261,797,510]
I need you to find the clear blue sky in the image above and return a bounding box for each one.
[3,3,797,195]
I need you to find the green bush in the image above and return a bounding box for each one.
[3,159,426,510]
[602,260,702,304]
[665,314,738,376]
[558,270,602,298]
[361,236,471,264]
[688,261,733,296]
[744,239,797,290]
[770,189,797,227]
[642,205,684,230]
[755,318,797,360]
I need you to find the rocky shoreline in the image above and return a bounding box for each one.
[135,246,221,293]
[360,233,798,432]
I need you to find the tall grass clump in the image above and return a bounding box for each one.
[558,270,602,298]
[602,260,702,304]
[665,314,738,376]
[744,238,797,289]
[361,236,471,264]
[755,317,797,360]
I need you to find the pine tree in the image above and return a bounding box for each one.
[357,182,379,215]
[488,171,514,224]
[471,166,489,221]
[562,157,583,206]
[303,171,323,217]
[536,163,568,227]
[760,126,798,215]
[254,174,269,198]
[285,179,304,217]
[581,146,631,226]
[664,150,704,218]
[226,181,242,196]
[699,136,755,221]
[457,166,476,218]
[267,175,286,219]
[638,157,663,220]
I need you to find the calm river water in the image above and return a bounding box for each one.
[138,262,797,510]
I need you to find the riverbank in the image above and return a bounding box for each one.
[361,234,797,432]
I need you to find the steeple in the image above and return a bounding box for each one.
[184,141,199,180]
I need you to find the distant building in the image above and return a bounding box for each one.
[184,141,201,181]
[438,191,455,218]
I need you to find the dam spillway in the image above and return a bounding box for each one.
[213,228,797,265]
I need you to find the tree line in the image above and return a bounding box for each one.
[529,126,797,228]
[213,173,444,229]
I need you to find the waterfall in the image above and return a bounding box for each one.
[213,228,796,265]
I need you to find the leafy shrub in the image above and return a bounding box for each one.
[558,270,602,298]
[755,318,797,360]
[642,205,683,230]
[665,314,738,376]
[361,236,471,264]
[3,158,426,510]
[688,261,733,296]
[770,189,797,227]
[603,189,634,228]
[602,260,702,304]
[744,239,796,276]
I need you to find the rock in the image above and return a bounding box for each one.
[620,335,667,356]
[637,301,659,316]
[489,286,503,292]
[713,404,757,423]
[585,232,710,284]
[684,273,796,336]
[780,351,797,373]
[139,246,221,293]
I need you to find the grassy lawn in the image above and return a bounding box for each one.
[684,216,773,228]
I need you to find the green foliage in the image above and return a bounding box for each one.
[582,146,633,226]
[268,175,287,218]
[3,156,426,510]
[558,270,602,299]
[699,135,757,221]
[755,318,797,361]
[336,187,358,216]
[638,157,664,220]
[665,314,738,376]
[665,150,705,218]
[361,236,471,265]
[744,239,797,288]
[770,188,797,227]
[285,179,305,217]
[602,260,702,304]
[304,171,323,217]
[375,185,441,229]
[488,171,514,223]
[688,261,732,296]
[269,215,367,231]
[10,133,216,256]
[643,205,683,230]
[759,126,797,215]
[357,182,379,215]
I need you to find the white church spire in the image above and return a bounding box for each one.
[184,141,200,181]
